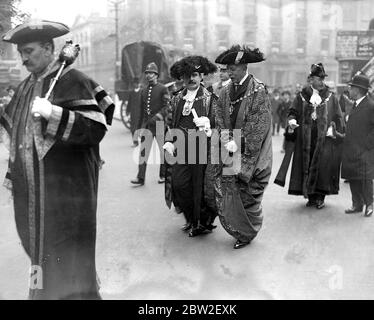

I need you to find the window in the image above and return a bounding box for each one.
[217,0,229,17]
[270,6,282,26]
[322,2,331,21]
[183,24,195,49]
[163,24,175,46]
[244,30,256,47]
[182,0,197,20]
[271,28,281,53]
[244,0,257,25]
[321,31,330,55]
[296,31,307,55]
[216,24,230,49]
[296,1,306,27]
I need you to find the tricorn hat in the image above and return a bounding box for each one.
[215,45,265,65]
[2,19,70,44]
[170,55,217,80]
[310,63,328,79]
[144,62,159,74]
[348,73,370,90]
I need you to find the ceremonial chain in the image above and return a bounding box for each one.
[300,93,332,121]
[229,92,252,115]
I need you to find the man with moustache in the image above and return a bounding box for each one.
[213,45,272,249]
[131,62,169,186]
[342,74,374,217]
[0,20,114,299]
[277,63,344,209]
[163,55,218,237]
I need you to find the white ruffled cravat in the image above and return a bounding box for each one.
[310,86,322,106]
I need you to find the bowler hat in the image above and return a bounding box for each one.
[144,62,159,74]
[349,73,370,90]
[2,19,69,44]
[310,63,328,79]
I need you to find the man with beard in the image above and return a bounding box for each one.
[163,55,218,237]
[1,20,114,299]
[131,63,169,185]
[276,63,344,209]
[213,45,272,249]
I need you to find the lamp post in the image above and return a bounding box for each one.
[109,0,125,80]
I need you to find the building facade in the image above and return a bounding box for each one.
[67,0,374,92]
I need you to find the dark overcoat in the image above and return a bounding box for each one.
[341,96,374,180]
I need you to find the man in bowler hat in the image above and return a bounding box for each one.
[342,73,374,217]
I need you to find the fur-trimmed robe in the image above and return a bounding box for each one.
[214,76,272,243]
[285,86,344,197]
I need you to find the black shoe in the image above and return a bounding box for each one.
[306,200,316,207]
[364,204,373,217]
[233,239,251,249]
[188,226,210,237]
[130,178,144,186]
[181,223,192,232]
[345,206,363,214]
[316,200,325,209]
[158,177,165,184]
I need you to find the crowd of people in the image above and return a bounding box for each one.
[1,18,373,300]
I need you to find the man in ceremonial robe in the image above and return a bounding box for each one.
[1,20,114,300]
[275,63,344,209]
[163,56,218,237]
[214,45,272,249]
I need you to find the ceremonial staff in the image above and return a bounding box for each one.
[33,40,80,118]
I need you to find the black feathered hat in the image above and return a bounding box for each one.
[215,44,265,65]
[310,63,328,79]
[170,55,217,80]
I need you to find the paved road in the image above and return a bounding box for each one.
[1,121,373,300]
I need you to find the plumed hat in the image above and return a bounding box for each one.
[2,19,69,44]
[215,44,265,65]
[170,55,217,80]
[310,63,328,79]
[348,73,370,90]
[144,62,159,74]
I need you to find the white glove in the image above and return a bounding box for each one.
[163,142,175,155]
[225,140,238,153]
[31,97,53,120]
[193,116,210,131]
[288,119,299,130]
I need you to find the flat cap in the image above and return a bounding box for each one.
[2,19,70,44]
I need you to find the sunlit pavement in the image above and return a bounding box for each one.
[1,121,374,300]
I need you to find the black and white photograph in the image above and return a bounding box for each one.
[0,0,374,304]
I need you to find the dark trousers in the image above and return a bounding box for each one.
[137,129,165,181]
[172,164,206,227]
[349,179,373,209]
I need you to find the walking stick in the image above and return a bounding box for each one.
[33,41,80,118]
